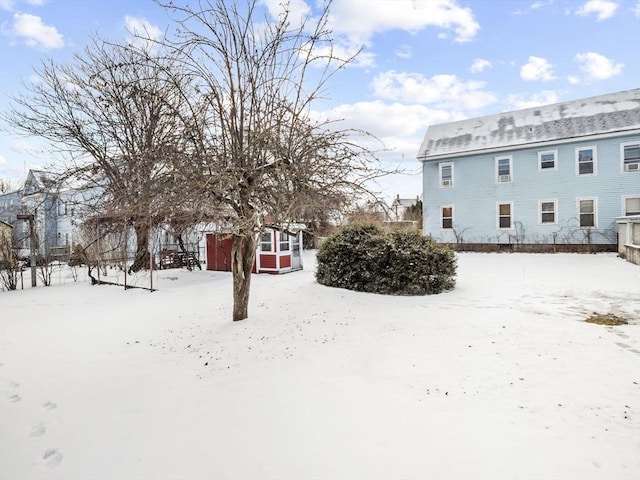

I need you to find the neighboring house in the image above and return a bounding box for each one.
[20,169,77,260]
[0,188,24,249]
[417,89,640,251]
[390,194,421,222]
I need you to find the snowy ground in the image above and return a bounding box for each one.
[1,251,639,480]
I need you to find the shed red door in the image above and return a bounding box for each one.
[206,234,234,271]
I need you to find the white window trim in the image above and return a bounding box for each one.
[575,146,597,176]
[260,231,273,252]
[577,197,598,229]
[497,201,514,230]
[439,162,454,188]
[539,199,558,225]
[621,141,640,174]
[538,150,557,171]
[495,155,513,183]
[441,204,454,230]
[622,194,640,216]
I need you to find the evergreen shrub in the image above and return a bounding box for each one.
[316,224,456,295]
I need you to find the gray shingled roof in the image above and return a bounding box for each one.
[417,88,640,161]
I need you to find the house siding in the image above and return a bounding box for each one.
[423,133,639,246]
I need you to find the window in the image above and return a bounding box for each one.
[540,200,557,224]
[624,196,640,216]
[622,142,640,172]
[578,198,596,228]
[439,162,454,187]
[497,202,513,229]
[260,231,272,252]
[538,150,557,170]
[441,206,453,229]
[57,200,67,216]
[496,156,512,183]
[576,147,596,175]
[278,232,290,251]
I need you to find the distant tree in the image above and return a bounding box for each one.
[0,233,19,291]
[0,179,16,194]
[5,37,203,272]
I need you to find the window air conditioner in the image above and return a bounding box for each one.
[499,174,511,182]
[625,162,639,172]
[442,179,452,186]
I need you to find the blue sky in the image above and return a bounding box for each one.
[1,0,639,202]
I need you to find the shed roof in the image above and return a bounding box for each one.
[417,88,640,161]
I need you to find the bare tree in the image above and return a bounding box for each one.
[154,0,388,320]
[0,232,19,291]
[0,179,17,194]
[5,37,203,272]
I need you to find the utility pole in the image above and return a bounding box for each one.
[16,213,36,287]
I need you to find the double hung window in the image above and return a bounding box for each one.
[578,198,596,228]
[441,206,453,229]
[540,200,557,224]
[538,150,557,170]
[496,156,512,183]
[439,163,454,187]
[576,147,596,175]
[624,196,640,216]
[622,143,640,172]
[498,202,513,229]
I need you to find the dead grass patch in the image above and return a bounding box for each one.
[585,312,628,326]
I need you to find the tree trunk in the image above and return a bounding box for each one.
[231,233,257,321]
[130,223,150,273]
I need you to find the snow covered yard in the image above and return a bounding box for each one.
[1,251,639,480]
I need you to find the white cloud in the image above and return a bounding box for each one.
[124,15,162,49]
[470,58,492,73]
[312,101,465,156]
[329,0,479,44]
[371,70,496,111]
[317,0,479,67]
[0,0,15,10]
[261,0,311,30]
[520,56,556,81]
[11,12,63,49]
[635,0,640,17]
[507,90,560,109]
[575,0,618,20]
[574,51,624,80]
[513,0,554,15]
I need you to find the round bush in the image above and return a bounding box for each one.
[316,224,456,295]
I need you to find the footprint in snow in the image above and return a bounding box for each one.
[29,424,47,437]
[42,401,57,410]
[42,448,63,469]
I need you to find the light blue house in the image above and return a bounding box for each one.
[417,89,640,251]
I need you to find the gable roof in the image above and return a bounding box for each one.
[23,169,58,195]
[417,88,640,161]
[391,197,419,208]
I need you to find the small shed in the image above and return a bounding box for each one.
[205,224,304,274]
